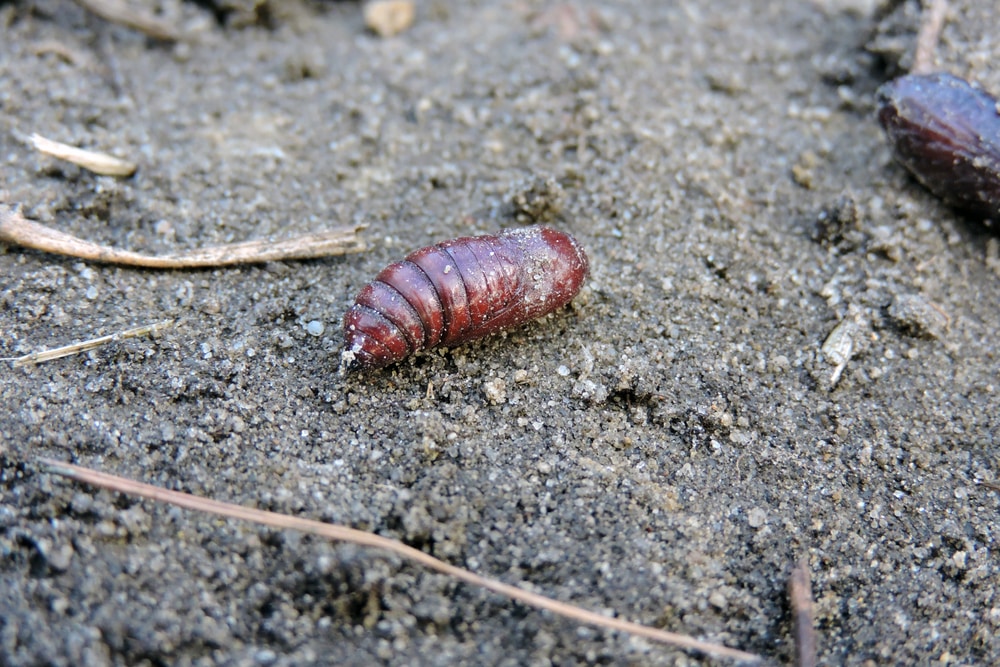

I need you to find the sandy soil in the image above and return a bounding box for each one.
[1,1,998,665]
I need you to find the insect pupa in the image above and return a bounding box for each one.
[877,72,1000,222]
[343,226,588,370]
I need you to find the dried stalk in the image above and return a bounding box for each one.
[0,205,366,268]
[39,458,765,665]
[30,133,137,177]
[72,0,181,41]
[912,0,948,74]
[3,320,173,367]
[789,559,817,667]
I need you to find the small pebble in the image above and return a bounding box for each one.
[709,591,728,609]
[306,320,325,336]
[254,649,278,665]
[482,378,507,405]
[888,294,948,340]
[364,0,415,37]
[45,542,75,572]
[508,175,566,223]
[747,507,767,528]
[0,505,17,528]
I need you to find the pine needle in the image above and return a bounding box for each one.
[2,320,173,367]
[38,458,765,665]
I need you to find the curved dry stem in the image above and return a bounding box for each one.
[0,205,366,268]
[38,458,765,665]
[30,134,137,178]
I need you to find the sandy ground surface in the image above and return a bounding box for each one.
[1,1,998,665]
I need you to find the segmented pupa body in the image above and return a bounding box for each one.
[343,226,588,370]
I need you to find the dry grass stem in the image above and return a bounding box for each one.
[30,133,137,177]
[39,458,765,665]
[0,205,366,268]
[3,320,173,367]
[789,559,817,667]
[29,40,91,66]
[72,0,181,41]
[913,0,948,74]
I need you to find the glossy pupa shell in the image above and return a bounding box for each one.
[342,226,588,370]
[877,72,1000,221]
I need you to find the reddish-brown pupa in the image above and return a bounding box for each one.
[877,72,1000,222]
[342,226,588,370]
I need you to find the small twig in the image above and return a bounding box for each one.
[38,458,765,665]
[789,559,817,667]
[72,0,181,41]
[2,320,173,368]
[0,205,366,268]
[30,133,137,178]
[912,0,948,74]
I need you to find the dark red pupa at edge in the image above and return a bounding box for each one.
[876,72,1000,222]
[342,225,589,370]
